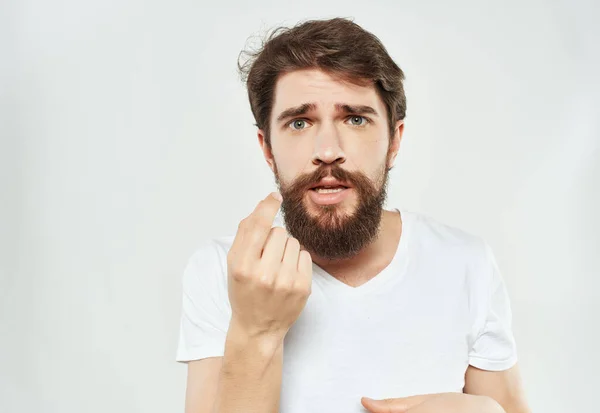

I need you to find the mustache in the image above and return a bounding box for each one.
[294,165,354,191]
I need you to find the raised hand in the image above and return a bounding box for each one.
[226,192,313,341]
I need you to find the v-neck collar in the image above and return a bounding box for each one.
[273,207,412,296]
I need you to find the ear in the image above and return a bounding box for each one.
[387,120,404,169]
[258,129,276,173]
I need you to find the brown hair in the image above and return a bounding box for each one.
[238,17,407,148]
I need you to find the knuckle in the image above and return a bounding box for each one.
[231,259,255,281]
[232,265,250,280]
[258,273,275,289]
[231,270,248,282]
[274,280,294,294]
[299,284,312,296]
[255,215,272,230]
[237,217,249,231]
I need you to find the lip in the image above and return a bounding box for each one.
[309,178,352,190]
[308,187,352,205]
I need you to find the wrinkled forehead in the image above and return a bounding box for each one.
[271,69,384,117]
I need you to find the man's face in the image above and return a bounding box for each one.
[258,68,403,261]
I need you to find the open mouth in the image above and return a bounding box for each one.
[308,185,352,205]
[309,185,349,194]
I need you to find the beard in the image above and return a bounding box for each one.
[273,160,390,261]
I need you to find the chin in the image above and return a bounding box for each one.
[304,199,357,222]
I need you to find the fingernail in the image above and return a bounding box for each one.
[272,192,283,201]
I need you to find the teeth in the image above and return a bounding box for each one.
[315,187,345,194]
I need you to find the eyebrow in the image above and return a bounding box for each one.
[275,102,380,122]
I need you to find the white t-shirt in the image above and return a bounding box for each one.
[176,208,517,413]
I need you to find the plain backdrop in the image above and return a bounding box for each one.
[1,0,599,412]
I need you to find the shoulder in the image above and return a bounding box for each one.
[181,235,236,289]
[403,209,488,259]
[187,235,236,265]
[402,208,496,296]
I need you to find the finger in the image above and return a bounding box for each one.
[260,227,288,280]
[361,394,431,413]
[403,393,475,413]
[241,192,283,258]
[297,250,313,290]
[281,237,301,275]
[229,218,248,261]
[361,397,409,413]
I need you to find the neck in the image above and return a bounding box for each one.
[310,208,403,281]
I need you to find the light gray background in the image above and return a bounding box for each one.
[1,0,599,412]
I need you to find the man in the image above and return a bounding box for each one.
[176,17,531,413]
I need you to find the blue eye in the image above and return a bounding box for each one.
[289,119,308,130]
[348,116,368,126]
[288,116,369,131]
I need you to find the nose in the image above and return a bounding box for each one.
[311,127,346,166]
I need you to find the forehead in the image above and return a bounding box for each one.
[271,68,384,115]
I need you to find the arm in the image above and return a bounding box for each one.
[184,326,284,413]
[464,363,531,413]
[463,241,530,413]
[182,192,312,413]
[184,358,222,413]
[211,319,285,413]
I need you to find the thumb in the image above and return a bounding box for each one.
[361,395,431,413]
[361,397,410,413]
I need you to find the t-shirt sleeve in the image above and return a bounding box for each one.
[176,240,232,363]
[468,240,518,371]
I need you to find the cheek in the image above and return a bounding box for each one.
[272,143,312,181]
[360,135,389,155]
[346,139,389,168]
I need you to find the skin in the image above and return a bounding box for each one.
[183,68,531,413]
[209,192,312,413]
[259,68,404,285]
